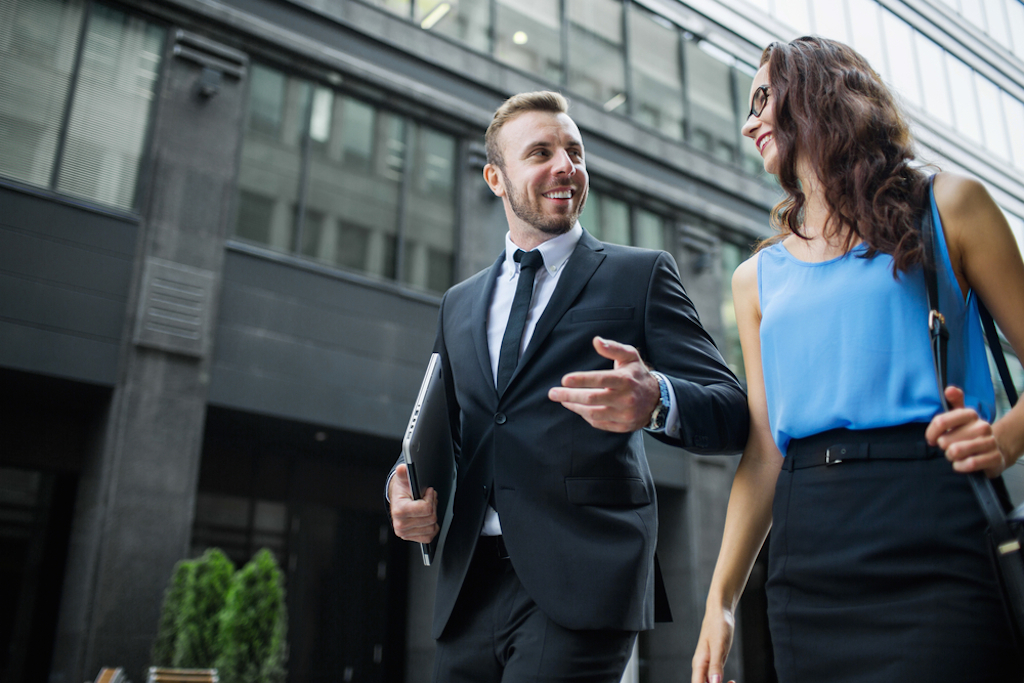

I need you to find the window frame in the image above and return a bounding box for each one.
[232,58,466,296]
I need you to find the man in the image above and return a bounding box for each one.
[388,91,748,683]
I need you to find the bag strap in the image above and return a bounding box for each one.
[920,175,950,412]
[920,175,1023,549]
[980,299,1020,406]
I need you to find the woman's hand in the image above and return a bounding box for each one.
[926,386,1009,478]
[691,604,737,683]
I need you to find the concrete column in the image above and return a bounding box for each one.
[49,31,248,683]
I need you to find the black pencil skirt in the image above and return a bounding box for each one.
[767,425,1024,683]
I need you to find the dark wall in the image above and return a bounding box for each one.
[209,248,441,438]
[0,186,137,386]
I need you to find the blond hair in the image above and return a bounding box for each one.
[485,91,569,169]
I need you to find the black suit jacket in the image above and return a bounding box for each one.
[399,230,748,639]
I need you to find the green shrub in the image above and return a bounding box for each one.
[152,559,195,667]
[215,549,288,683]
[173,549,235,668]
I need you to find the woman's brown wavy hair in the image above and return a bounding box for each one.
[759,36,933,274]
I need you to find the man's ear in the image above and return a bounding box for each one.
[483,163,505,198]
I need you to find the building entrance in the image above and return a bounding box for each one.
[0,468,77,683]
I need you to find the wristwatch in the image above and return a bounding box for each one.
[647,372,671,431]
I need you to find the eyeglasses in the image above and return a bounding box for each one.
[748,85,770,118]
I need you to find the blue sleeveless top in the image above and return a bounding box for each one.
[758,191,995,456]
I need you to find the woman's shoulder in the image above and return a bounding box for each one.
[932,172,995,228]
[931,171,1016,296]
[732,252,760,300]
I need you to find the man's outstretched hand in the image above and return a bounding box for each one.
[548,336,660,433]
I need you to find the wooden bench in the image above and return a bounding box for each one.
[146,668,218,683]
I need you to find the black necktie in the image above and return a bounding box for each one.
[496,249,544,394]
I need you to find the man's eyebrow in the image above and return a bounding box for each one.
[520,138,584,155]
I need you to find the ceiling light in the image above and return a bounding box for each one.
[603,92,627,112]
[513,30,529,45]
[421,2,451,30]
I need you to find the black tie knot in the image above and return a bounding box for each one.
[514,249,544,272]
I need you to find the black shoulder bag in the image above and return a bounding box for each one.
[921,176,1024,644]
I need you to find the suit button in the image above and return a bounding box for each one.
[494,413,506,424]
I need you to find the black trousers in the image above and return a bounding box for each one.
[433,535,637,683]
[768,425,1024,683]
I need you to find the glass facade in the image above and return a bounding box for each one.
[567,0,626,110]
[234,64,458,294]
[578,188,668,250]
[377,0,768,177]
[719,241,746,379]
[629,5,684,140]
[685,39,740,163]
[414,0,491,51]
[494,0,562,82]
[933,0,1024,59]
[350,0,1024,246]
[760,0,1024,172]
[0,0,165,211]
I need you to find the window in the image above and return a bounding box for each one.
[720,241,747,379]
[946,56,984,144]
[685,39,738,164]
[881,11,922,108]
[0,0,164,211]
[494,0,562,83]
[1009,1,1024,60]
[580,190,630,244]
[234,64,459,294]
[811,0,851,42]
[960,0,988,31]
[975,77,1010,161]
[415,0,491,52]
[986,0,1013,49]
[578,189,670,252]
[404,125,457,292]
[1004,208,1024,253]
[1002,92,1024,169]
[915,34,954,128]
[733,66,765,176]
[366,0,412,18]
[847,0,888,81]
[371,0,771,180]
[567,0,625,111]
[628,5,684,140]
[634,208,667,251]
[191,492,288,566]
[775,0,812,33]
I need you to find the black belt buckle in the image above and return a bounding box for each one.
[825,445,847,465]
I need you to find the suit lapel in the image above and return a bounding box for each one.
[471,254,504,398]
[510,230,606,384]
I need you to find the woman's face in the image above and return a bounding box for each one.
[741,64,779,175]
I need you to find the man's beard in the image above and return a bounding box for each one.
[501,168,588,235]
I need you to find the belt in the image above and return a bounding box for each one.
[476,534,510,561]
[785,424,943,471]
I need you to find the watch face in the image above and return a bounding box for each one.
[649,404,667,430]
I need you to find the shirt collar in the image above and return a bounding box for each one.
[504,222,582,278]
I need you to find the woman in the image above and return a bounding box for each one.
[691,37,1024,683]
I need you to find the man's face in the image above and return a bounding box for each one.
[485,110,589,240]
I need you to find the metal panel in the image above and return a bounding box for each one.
[133,257,217,358]
[0,186,136,384]
[209,249,439,436]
